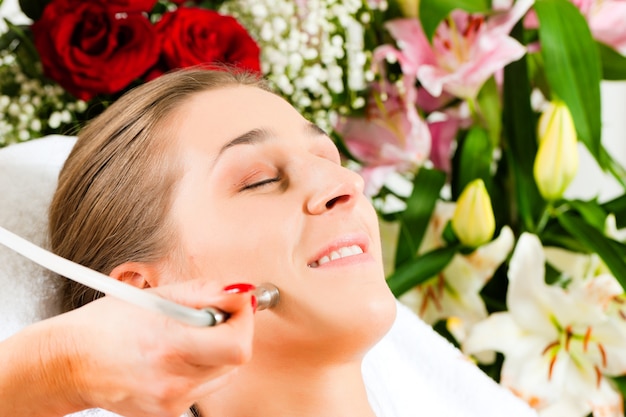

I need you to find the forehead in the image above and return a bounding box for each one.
[172,85,306,152]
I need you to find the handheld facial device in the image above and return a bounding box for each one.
[0,226,279,326]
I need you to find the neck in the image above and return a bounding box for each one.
[197,358,376,417]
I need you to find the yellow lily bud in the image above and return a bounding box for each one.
[533,101,579,201]
[452,179,496,248]
[397,0,419,18]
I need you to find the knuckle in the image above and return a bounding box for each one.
[150,383,189,416]
[230,341,253,365]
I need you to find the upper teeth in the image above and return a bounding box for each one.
[309,245,363,268]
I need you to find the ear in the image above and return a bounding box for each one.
[109,262,162,289]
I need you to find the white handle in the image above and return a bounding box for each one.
[0,226,223,326]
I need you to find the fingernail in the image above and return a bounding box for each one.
[251,295,258,313]
[223,283,256,294]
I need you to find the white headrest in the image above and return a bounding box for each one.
[0,135,77,341]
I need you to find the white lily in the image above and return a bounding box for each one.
[543,245,609,286]
[399,201,514,343]
[606,213,626,243]
[544,212,626,315]
[464,233,626,417]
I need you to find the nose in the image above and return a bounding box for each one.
[305,161,365,215]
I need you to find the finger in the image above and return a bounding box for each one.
[210,291,253,314]
[148,279,224,309]
[187,366,242,399]
[149,279,256,311]
[170,298,256,367]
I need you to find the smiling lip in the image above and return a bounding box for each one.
[307,235,370,268]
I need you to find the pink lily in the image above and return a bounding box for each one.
[524,1,626,56]
[427,117,458,174]
[426,102,472,174]
[373,0,534,100]
[334,78,431,197]
[574,0,626,55]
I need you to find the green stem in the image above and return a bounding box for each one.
[467,97,480,124]
[535,204,553,234]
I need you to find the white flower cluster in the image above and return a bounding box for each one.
[0,50,87,147]
[221,0,385,132]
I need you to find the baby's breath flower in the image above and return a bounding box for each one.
[0,49,86,147]
[221,0,384,133]
[49,112,62,129]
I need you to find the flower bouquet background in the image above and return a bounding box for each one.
[2,0,626,415]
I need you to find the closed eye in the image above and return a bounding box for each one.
[241,176,281,191]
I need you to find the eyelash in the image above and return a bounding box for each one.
[241,176,281,191]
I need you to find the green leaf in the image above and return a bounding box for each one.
[0,24,18,51]
[557,212,626,290]
[3,20,39,62]
[453,126,493,198]
[476,77,503,148]
[544,261,565,285]
[598,42,626,81]
[611,376,626,413]
[418,0,489,42]
[502,22,544,232]
[441,220,459,245]
[603,195,626,229]
[394,168,446,267]
[526,52,551,100]
[541,229,588,253]
[19,0,51,21]
[387,245,458,297]
[599,146,626,189]
[568,200,607,230]
[535,0,603,163]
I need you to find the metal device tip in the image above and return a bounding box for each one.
[254,283,280,311]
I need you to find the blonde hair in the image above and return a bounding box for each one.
[49,68,269,311]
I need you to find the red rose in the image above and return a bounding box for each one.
[32,0,160,101]
[156,7,261,74]
[106,0,158,12]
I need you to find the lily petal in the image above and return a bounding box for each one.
[506,233,555,336]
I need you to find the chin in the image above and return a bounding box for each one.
[257,277,396,363]
[327,265,397,348]
[322,278,397,357]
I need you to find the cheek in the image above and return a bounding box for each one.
[180,202,297,285]
[358,196,384,259]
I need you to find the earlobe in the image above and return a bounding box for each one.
[109,262,160,289]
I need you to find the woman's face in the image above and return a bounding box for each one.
[165,86,396,361]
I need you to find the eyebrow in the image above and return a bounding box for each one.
[216,122,330,159]
[218,127,273,156]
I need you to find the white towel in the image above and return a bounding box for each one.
[0,137,538,417]
[363,301,538,416]
[0,135,75,340]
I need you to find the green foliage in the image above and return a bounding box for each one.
[599,42,626,80]
[18,0,50,21]
[394,168,447,266]
[418,0,490,41]
[535,0,603,161]
[387,245,459,296]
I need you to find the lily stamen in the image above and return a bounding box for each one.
[564,325,573,351]
[598,343,607,368]
[583,326,592,352]
[595,365,602,389]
